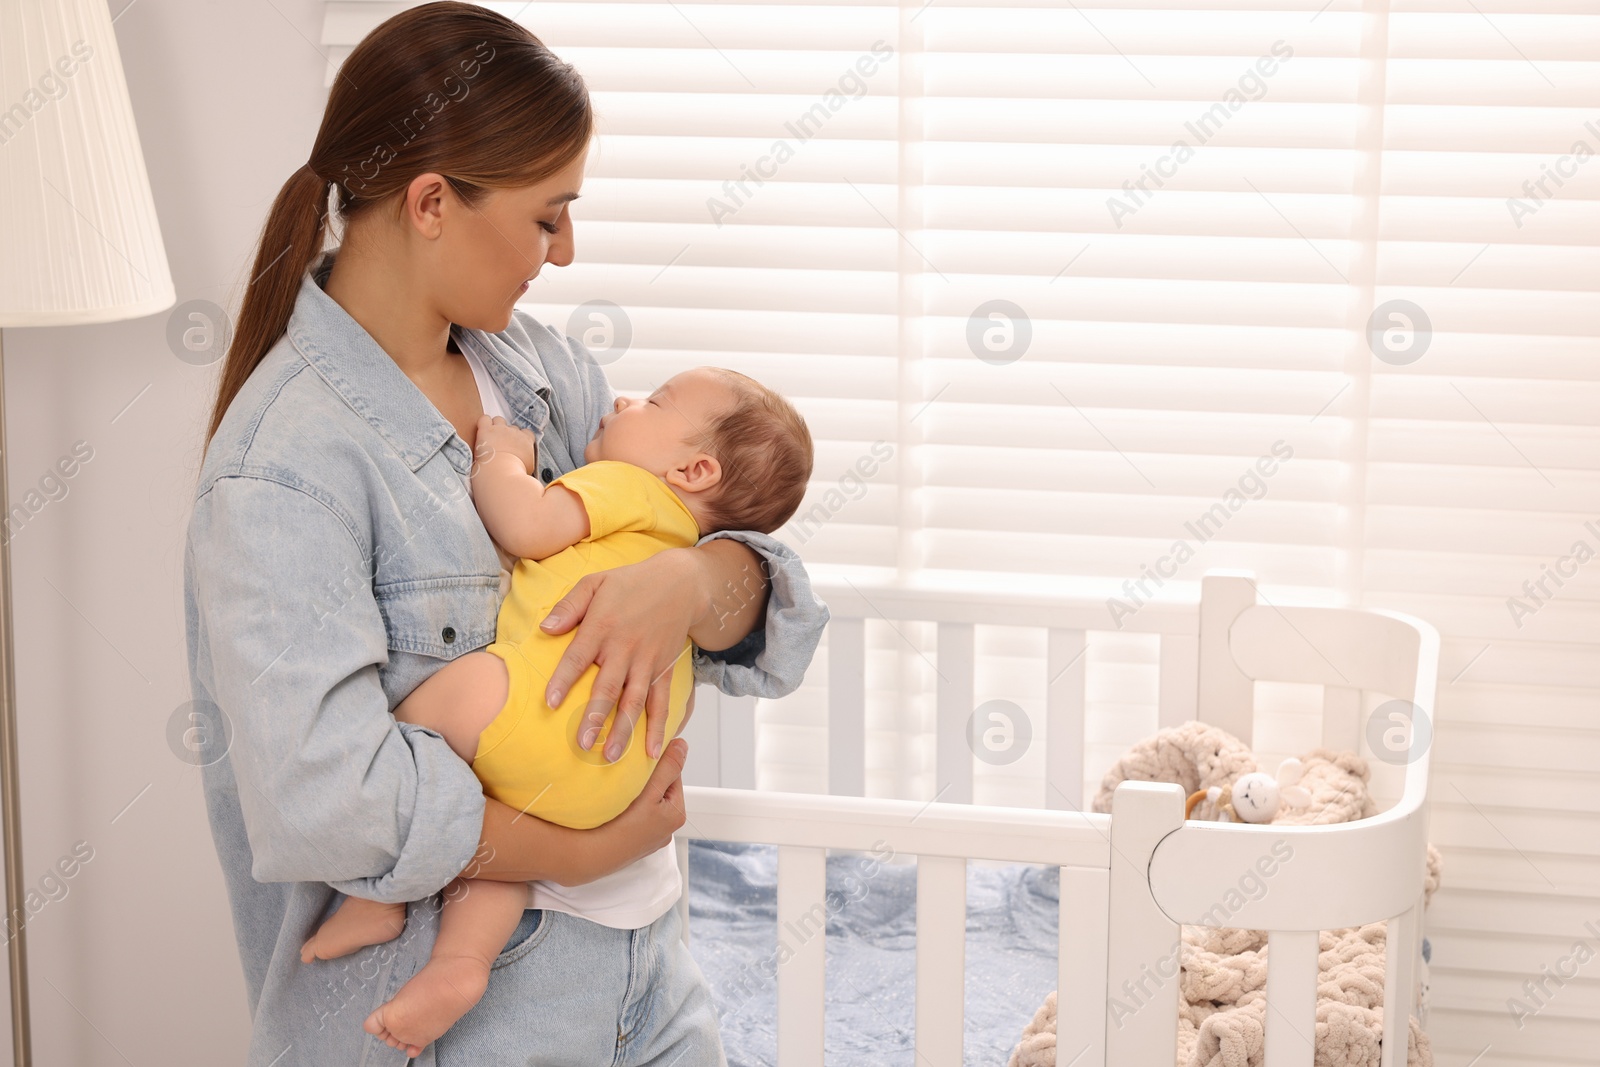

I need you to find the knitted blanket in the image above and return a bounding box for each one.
[1008,721,1440,1067]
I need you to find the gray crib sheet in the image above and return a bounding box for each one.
[686,840,1061,1067]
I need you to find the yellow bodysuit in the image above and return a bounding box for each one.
[473,460,699,829]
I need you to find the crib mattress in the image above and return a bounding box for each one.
[686,839,1060,1067]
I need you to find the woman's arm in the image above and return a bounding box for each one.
[539,530,828,764]
[468,738,689,884]
[686,529,829,696]
[188,475,486,903]
[537,537,770,763]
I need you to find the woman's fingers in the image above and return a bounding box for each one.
[648,738,688,828]
[636,736,686,802]
[601,661,652,762]
[541,563,700,760]
[541,572,596,636]
[616,736,686,854]
[641,666,676,760]
[578,658,628,751]
[541,574,602,707]
[658,749,685,823]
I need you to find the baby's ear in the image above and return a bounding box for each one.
[666,452,722,494]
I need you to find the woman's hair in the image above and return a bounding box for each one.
[202,1,593,452]
[697,369,814,535]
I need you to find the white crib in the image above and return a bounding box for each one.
[674,572,1439,1067]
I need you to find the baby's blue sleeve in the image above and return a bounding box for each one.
[689,530,829,699]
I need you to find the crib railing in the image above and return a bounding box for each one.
[676,573,1439,1067]
[683,579,1199,805]
[673,789,1115,1066]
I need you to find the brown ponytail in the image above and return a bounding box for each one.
[202,1,593,453]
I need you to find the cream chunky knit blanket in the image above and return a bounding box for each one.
[1008,721,1441,1067]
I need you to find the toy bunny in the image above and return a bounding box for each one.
[1186,757,1313,823]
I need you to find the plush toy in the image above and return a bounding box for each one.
[1185,756,1313,823]
[1020,723,1443,1067]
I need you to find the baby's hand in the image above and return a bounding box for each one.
[474,415,539,476]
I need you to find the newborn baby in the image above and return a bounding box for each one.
[299,366,813,1056]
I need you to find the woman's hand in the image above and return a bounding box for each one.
[539,548,704,762]
[540,539,767,762]
[565,738,689,883]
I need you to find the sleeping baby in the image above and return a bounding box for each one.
[298,365,813,1056]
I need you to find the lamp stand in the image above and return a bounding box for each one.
[0,329,32,1066]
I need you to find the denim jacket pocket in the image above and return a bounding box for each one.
[374,575,502,659]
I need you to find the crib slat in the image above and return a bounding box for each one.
[1264,930,1318,1067]
[776,844,827,1067]
[680,684,722,787]
[1197,575,1257,746]
[915,854,967,1066]
[675,834,691,946]
[1321,685,1361,753]
[1046,628,1086,812]
[1059,865,1109,1067]
[1105,782,1185,1065]
[1157,633,1198,730]
[719,693,757,790]
[936,622,975,805]
[828,617,867,796]
[1381,896,1421,1067]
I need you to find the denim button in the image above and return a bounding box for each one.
[441,626,456,644]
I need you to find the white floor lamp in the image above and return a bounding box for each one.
[0,2,175,1063]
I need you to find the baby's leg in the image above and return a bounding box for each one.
[392,650,509,763]
[300,646,506,966]
[300,896,407,963]
[363,877,527,1057]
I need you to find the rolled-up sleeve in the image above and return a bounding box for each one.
[189,474,485,904]
[690,530,829,699]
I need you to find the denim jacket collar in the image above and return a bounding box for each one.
[286,247,553,476]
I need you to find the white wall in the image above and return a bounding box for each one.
[0,0,327,1060]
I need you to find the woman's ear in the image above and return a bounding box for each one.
[665,452,722,494]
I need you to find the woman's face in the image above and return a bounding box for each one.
[423,144,588,333]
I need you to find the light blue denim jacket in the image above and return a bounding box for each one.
[182,249,827,1065]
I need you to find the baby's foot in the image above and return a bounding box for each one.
[363,954,492,1058]
[301,899,407,963]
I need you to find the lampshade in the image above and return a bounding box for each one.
[0,0,174,327]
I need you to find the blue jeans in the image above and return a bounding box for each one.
[435,903,725,1066]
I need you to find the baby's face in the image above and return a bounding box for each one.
[584,367,733,474]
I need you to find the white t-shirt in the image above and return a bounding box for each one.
[458,339,682,930]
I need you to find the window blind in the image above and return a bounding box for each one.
[321,2,1600,1059]
[1360,8,1600,1060]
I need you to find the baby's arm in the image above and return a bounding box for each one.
[472,415,590,560]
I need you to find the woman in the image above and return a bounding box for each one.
[182,4,826,1063]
